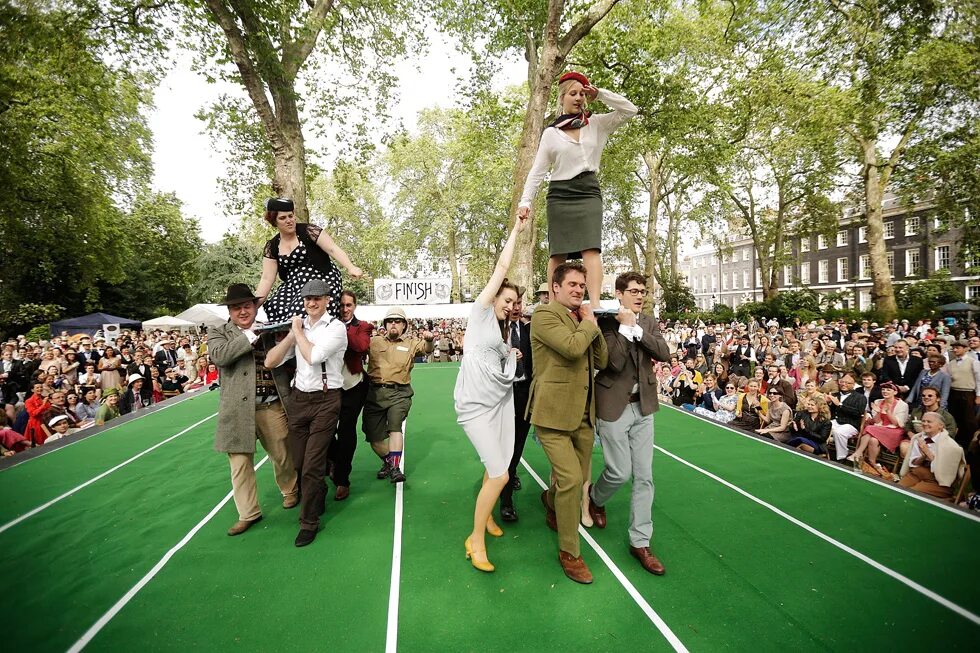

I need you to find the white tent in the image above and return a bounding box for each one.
[175,303,268,327]
[353,303,475,323]
[142,315,197,330]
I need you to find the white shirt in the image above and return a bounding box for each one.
[280,314,347,392]
[907,435,937,469]
[896,357,908,376]
[519,88,638,208]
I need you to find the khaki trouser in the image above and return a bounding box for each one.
[899,465,952,499]
[537,415,595,558]
[228,401,298,521]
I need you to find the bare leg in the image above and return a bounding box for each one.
[867,439,881,466]
[470,470,509,564]
[581,248,603,306]
[851,434,871,460]
[580,463,594,527]
[370,441,389,459]
[547,254,568,301]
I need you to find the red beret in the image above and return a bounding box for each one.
[558,71,590,87]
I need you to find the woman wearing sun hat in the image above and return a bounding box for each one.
[518,71,637,306]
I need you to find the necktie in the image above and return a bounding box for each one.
[570,309,581,322]
[511,322,525,379]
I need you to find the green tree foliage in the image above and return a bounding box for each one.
[0,0,153,331]
[192,231,265,304]
[659,276,696,313]
[896,270,963,318]
[735,288,823,325]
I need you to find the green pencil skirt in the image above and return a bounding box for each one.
[546,170,602,259]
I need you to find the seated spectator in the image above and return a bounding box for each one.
[902,387,957,460]
[765,364,796,409]
[95,389,121,426]
[849,381,909,469]
[45,414,72,443]
[42,390,80,431]
[0,412,29,455]
[756,389,793,442]
[712,362,728,388]
[898,412,965,499]
[733,379,768,431]
[787,395,833,454]
[906,354,951,409]
[693,353,709,376]
[75,387,99,424]
[204,362,219,387]
[655,363,674,404]
[696,379,738,423]
[161,368,186,394]
[828,373,867,461]
[818,364,839,395]
[24,382,51,446]
[64,391,85,426]
[690,373,722,412]
[120,375,150,414]
[77,362,102,395]
[672,358,702,407]
[855,371,881,415]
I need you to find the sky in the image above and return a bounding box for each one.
[147,32,528,243]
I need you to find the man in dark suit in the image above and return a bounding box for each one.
[589,272,671,575]
[119,375,149,415]
[879,340,924,399]
[528,262,608,584]
[728,335,755,378]
[500,288,532,522]
[155,340,179,377]
[128,354,157,405]
[76,340,101,368]
[829,373,868,461]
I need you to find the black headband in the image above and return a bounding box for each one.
[265,197,294,212]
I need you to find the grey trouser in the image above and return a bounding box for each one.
[593,402,654,547]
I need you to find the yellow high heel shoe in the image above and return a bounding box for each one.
[486,517,504,537]
[464,537,495,573]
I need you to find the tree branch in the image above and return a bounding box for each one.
[284,0,337,78]
[557,0,621,58]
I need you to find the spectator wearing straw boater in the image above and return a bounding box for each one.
[589,271,671,576]
[209,283,298,537]
[265,279,347,547]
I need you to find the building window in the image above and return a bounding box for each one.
[712,273,717,291]
[819,260,829,283]
[722,271,728,290]
[860,255,871,279]
[783,265,792,285]
[905,216,920,236]
[743,249,750,261]
[731,271,738,289]
[800,237,810,253]
[884,221,895,239]
[837,230,848,247]
[801,262,810,284]
[935,245,950,270]
[906,249,920,277]
[859,290,872,310]
[886,251,894,276]
[968,285,980,300]
[858,226,867,243]
[711,255,718,265]
[837,257,849,281]
[702,275,708,291]
[817,234,828,250]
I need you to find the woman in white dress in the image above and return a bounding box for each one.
[454,215,529,573]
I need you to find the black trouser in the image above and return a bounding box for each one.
[328,379,369,487]
[501,380,532,507]
[289,388,342,531]
[948,389,978,449]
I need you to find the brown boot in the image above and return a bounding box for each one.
[629,546,665,575]
[227,515,262,536]
[334,486,350,501]
[558,551,593,584]
[282,495,299,509]
[540,490,557,532]
[587,489,606,529]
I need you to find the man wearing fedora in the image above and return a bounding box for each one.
[363,306,434,484]
[209,284,298,537]
[265,279,347,547]
[119,374,149,414]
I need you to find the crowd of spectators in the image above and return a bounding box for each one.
[0,329,218,455]
[662,315,979,506]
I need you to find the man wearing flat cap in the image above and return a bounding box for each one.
[265,279,347,547]
[209,284,298,537]
[947,339,980,448]
[363,306,434,484]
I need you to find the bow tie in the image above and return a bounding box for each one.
[923,437,934,444]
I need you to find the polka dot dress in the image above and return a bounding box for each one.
[264,242,343,322]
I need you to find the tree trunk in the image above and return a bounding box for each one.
[860,138,898,317]
[447,222,460,303]
[642,152,663,313]
[270,112,309,221]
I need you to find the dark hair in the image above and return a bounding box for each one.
[860,371,876,378]
[615,271,646,293]
[496,278,520,298]
[263,210,279,226]
[340,290,357,305]
[552,261,587,288]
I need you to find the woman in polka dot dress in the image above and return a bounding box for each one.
[256,198,363,322]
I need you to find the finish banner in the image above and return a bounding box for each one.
[373,278,452,305]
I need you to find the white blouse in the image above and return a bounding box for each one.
[519,88,638,209]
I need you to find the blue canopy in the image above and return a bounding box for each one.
[49,312,142,336]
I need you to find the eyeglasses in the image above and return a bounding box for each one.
[623,288,649,297]
[726,386,735,390]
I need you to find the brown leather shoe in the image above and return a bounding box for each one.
[630,546,665,575]
[282,495,299,509]
[334,485,350,501]
[540,490,557,532]
[559,551,593,584]
[587,490,606,529]
[227,515,262,536]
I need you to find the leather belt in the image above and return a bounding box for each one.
[629,392,641,404]
[372,382,407,389]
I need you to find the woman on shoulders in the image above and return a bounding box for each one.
[453,215,530,573]
[517,71,637,306]
[255,198,363,322]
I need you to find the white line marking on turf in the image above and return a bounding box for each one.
[67,455,270,652]
[520,459,689,653]
[385,419,407,653]
[664,405,980,524]
[0,413,219,536]
[653,444,980,626]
